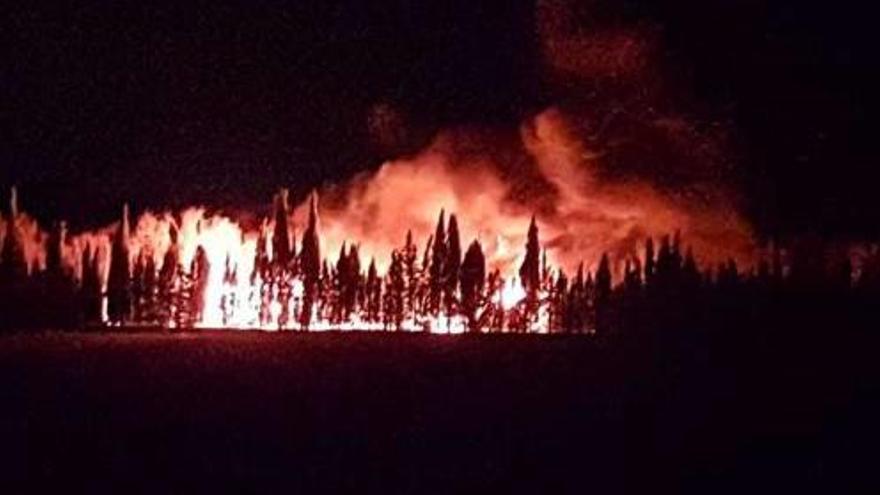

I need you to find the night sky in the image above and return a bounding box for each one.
[2,0,877,238]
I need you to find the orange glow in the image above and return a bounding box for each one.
[7,109,756,332]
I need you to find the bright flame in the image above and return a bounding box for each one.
[500,279,527,311]
[6,108,756,333]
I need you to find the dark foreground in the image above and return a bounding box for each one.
[2,330,879,493]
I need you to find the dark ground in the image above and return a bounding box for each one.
[1,329,878,493]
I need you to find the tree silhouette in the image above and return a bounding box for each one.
[299,193,321,330]
[385,251,405,330]
[595,253,612,334]
[443,214,462,317]
[158,224,180,327]
[460,240,486,333]
[106,204,132,325]
[79,243,103,325]
[428,209,446,315]
[519,216,541,294]
[402,230,418,320]
[366,258,381,323]
[189,245,210,326]
[46,220,67,278]
[550,269,568,333]
[272,189,292,269]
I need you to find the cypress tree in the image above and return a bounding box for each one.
[159,223,181,327]
[550,269,568,333]
[366,258,381,323]
[595,253,613,334]
[387,251,405,330]
[79,243,102,324]
[460,240,486,333]
[299,192,321,329]
[402,230,418,318]
[428,210,446,315]
[272,189,292,269]
[444,214,462,314]
[190,245,210,326]
[519,216,541,293]
[46,220,67,278]
[107,204,132,325]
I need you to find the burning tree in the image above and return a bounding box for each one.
[106,204,132,325]
[460,240,486,333]
[7,184,874,338]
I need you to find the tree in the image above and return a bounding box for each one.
[550,269,568,333]
[644,237,656,288]
[428,209,446,315]
[46,220,67,278]
[402,230,418,319]
[107,204,132,325]
[189,245,210,326]
[0,187,28,284]
[443,214,462,316]
[595,253,613,334]
[385,252,405,330]
[519,216,541,294]
[132,249,148,322]
[79,243,102,324]
[365,258,381,323]
[565,263,587,333]
[460,240,486,333]
[299,192,322,329]
[272,188,293,269]
[344,244,362,319]
[253,227,272,327]
[158,224,181,327]
[220,254,237,326]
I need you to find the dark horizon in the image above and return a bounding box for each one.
[2,0,877,239]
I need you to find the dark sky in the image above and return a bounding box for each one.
[2,0,877,238]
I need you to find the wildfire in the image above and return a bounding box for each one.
[1,109,757,333]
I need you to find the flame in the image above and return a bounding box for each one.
[499,279,527,311]
[3,109,757,333]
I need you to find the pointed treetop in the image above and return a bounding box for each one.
[119,203,130,243]
[308,190,320,231]
[447,213,459,236]
[9,186,18,218]
[338,241,347,262]
[446,214,461,261]
[273,188,292,266]
[277,188,289,210]
[519,214,541,291]
[47,220,68,275]
[434,209,446,241]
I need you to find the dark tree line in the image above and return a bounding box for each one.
[3,187,880,336]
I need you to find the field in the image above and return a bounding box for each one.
[2,330,878,493]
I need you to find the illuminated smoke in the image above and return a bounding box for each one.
[299,108,754,277]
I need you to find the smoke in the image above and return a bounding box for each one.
[292,107,754,278]
[19,105,752,286]
[3,0,755,285]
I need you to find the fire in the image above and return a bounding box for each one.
[499,279,527,311]
[2,109,757,333]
